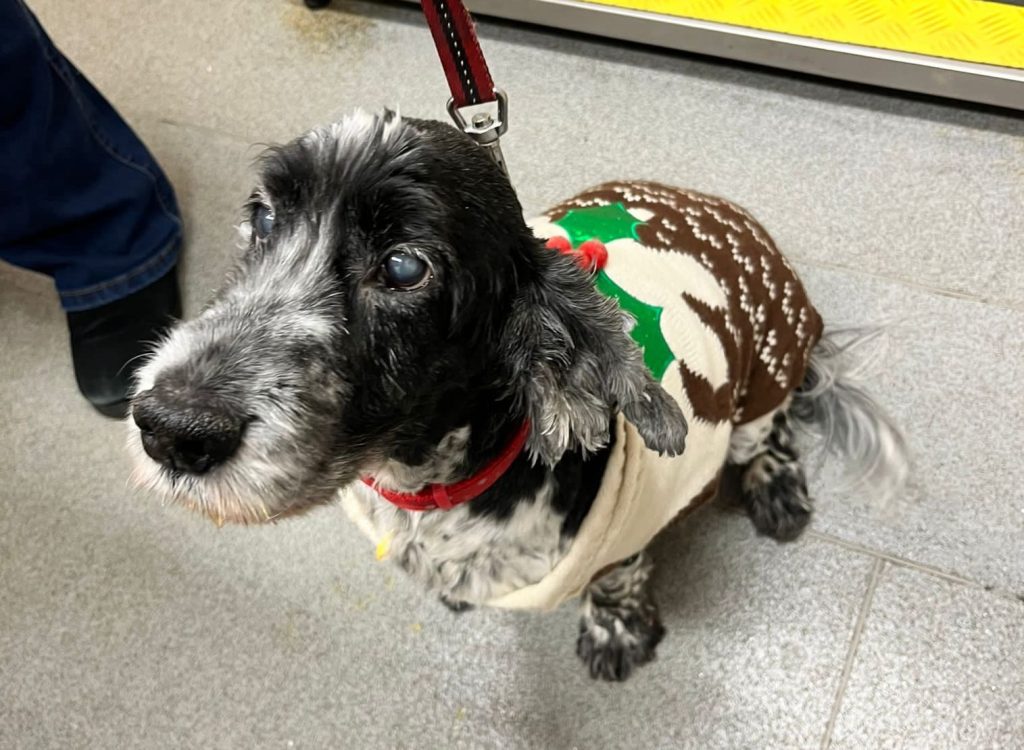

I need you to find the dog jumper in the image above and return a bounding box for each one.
[487,181,823,610]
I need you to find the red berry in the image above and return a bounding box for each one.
[545,236,572,254]
[578,239,608,271]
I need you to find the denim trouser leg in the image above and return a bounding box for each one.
[0,0,182,312]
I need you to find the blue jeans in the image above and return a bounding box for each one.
[0,0,182,312]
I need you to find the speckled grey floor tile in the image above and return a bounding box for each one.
[798,265,1024,594]
[829,564,1024,749]
[0,484,871,750]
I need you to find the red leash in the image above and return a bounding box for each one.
[419,0,509,175]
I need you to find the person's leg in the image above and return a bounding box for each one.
[0,0,182,416]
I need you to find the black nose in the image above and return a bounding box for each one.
[132,389,244,474]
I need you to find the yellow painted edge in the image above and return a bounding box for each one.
[582,0,1024,69]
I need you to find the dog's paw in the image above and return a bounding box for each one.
[743,464,812,542]
[439,594,474,614]
[576,608,665,682]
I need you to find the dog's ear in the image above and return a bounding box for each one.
[501,245,688,466]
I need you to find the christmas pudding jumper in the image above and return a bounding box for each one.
[487,181,823,610]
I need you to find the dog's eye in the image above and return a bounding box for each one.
[382,251,430,290]
[253,205,274,239]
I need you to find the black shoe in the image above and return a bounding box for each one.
[66,269,182,419]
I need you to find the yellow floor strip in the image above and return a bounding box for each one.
[584,0,1024,69]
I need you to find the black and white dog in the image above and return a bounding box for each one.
[128,111,906,681]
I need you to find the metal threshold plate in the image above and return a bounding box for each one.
[408,0,1024,110]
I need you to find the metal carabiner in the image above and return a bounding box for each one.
[447,89,509,177]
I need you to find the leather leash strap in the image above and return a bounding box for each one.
[419,0,509,175]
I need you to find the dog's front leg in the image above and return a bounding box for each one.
[576,550,664,681]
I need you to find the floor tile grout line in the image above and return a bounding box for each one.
[820,558,884,750]
[721,505,1018,599]
[804,530,975,584]
[139,112,256,147]
[803,529,1024,605]
[790,255,1024,314]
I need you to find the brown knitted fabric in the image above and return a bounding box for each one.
[544,181,823,426]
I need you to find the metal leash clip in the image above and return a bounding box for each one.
[447,89,509,177]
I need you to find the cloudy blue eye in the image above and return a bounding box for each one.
[253,205,274,239]
[383,251,430,290]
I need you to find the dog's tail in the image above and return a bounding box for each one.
[790,327,909,501]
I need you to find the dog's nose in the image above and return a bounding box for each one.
[132,389,244,474]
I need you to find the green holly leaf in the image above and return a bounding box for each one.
[594,271,674,381]
[554,202,644,245]
[552,202,672,379]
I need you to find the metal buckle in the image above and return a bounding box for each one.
[447,89,509,176]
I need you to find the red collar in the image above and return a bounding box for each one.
[361,420,531,512]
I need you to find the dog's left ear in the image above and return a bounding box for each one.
[501,245,688,466]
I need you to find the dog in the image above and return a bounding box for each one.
[128,110,907,681]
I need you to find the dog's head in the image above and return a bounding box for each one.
[128,111,686,523]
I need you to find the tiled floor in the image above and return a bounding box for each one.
[2,1,1022,748]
